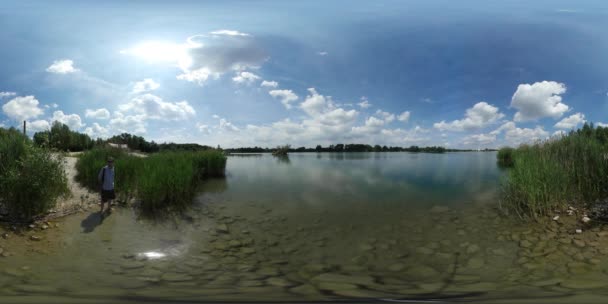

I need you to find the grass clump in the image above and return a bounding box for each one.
[75,147,226,214]
[0,127,69,221]
[500,123,608,219]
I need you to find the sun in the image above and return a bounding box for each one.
[121,41,192,69]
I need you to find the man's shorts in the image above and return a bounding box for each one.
[101,189,116,202]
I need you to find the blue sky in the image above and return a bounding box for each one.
[1,0,607,148]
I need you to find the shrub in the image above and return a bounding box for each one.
[0,127,69,221]
[496,147,515,168]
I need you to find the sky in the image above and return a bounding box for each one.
[1,0,607,149]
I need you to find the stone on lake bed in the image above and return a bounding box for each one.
[415,247,434,255]
[466,244,480,254]
[216,224,229,233]
[161,272,194,282]
[519,240,533,248]
[266,277,295,287]
[121,262,146,270]
[573,239,586,248]
[29,235,42,241]
[387,263,406,272]
[404,265,440,279]
[466,257,485,269]
[316,281,359,292]
[561,277,608,289]
[430,206,450,213]
[289,284,320,296]
[311,273,376,286]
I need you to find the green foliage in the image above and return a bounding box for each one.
[496,147,515,168]
[75,147,226,215]
[33,121,94,151]
[500,123,608,219]
[0,127,69,220]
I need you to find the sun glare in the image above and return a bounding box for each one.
[122,41,192,69]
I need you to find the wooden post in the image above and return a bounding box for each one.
[23,120,26,135]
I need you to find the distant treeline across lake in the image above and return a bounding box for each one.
[226,144,497,153]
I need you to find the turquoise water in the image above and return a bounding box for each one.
[2,152,608,303]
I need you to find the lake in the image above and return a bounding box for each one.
[2,152,608,303]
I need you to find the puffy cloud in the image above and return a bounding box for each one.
[2,96,44,121]
[598,122,608,127]
[433,101,504,131]
[132,79,160,93]
[318,51,328,56]
[352,116,385,134]
[28,120,51,132]
[119,94,195,121]
[85,108,110,120]
[219,118,239,132]
[552,130,566,137]
[261,80,278,88]
[109,112,146,134]
[232,71,260,84]
[375,110,395,123]
[210,29,250,37]
[511,81,569,121]
[52,110,85,130]
[0,92,16,98]
[358,97,372,109]
[492,121,549,145]
[300,88,332,116]
[269,90,298,109]
[398,111,411,122]
[84,122,109,138]
[554,113,585,129]
[176,67,218,85]
[46,59,79,74]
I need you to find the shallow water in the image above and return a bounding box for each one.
[2,152,608,303]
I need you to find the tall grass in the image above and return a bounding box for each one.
[496,147,515,168]
[0,128,69,221]
[500,124,608,219]
[75,147,226,214]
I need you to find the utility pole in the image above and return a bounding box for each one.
[23,120,26,135]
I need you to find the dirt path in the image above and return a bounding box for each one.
[44,156,98,220]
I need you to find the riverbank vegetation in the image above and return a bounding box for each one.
[75,147,226,214]
[499,123,608,219]
[0,127,69,221]
[228,144,490,153]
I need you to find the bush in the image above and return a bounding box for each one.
[0,127,69,220]
[75,147,226,215]
[500,124,608,219]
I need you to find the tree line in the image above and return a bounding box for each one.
[226,144,495,153]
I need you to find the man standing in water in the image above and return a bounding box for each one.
[98,157,116,215]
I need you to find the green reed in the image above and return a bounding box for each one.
[75,147,226,214]
[500,124,608,219]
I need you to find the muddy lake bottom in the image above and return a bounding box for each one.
[2,198,608,303]
[2,153,608,303]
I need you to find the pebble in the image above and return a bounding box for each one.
[29,235,42,241]
[573,239,586,248]
[576,229,583,234]
[387,263,406,272]
[467,257,485,269]
[466,244,480,254]
[552,215,560,221]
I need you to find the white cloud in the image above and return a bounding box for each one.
[434,101,504,131]
[210,29,251,37]
[511,81,569,122]
[109,112,146,134]
[598,122,608,127]
[352,116,385,134]
[0,92,16,98]
[219,118,239,132]
[176,67,218,85]
[2,96,44,121]
[85,108,110,120]
[269,90,298,109]
[52,110,85,130]
[553,130,566,137]
[46,59,79,74]
[463,133,496,146]
[232,71,260,84]
[375,110,395,123]
[492,121,549,145]
[132,79,160,93]
[212,114,220,119]
[119,94,195,121]
[554,113,585,129]
[261,80,278,88]
[84,122,109,138]
[28,120,50,132]
[301,88,332,116]
[318,51,328,56]
[196,123,210,134]
[398,111,411,122]
[358,97,372,109]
